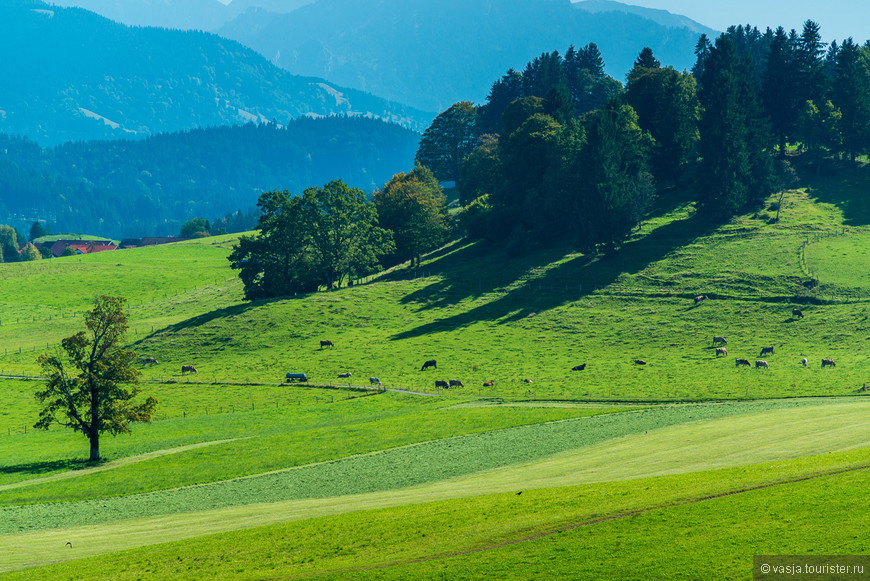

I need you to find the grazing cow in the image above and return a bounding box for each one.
[181,365,197,374]
[142,357,158,365]
[435,380,449,389]
[421,359,437,371]
[755,359,769,369]
[523,379,533,384]
[736,358,751,367]
[694,295,709,306]
[483,381,494,387]
[369,377,381,386]
[713,336,727,345]
[802,358,808,367]
[634,359,647,365]
[338,372,352,378]
[320,340,334,349]
[822,358,837,367]
[449,379,464,388]
[792,308,804,319]
[760,346,775,356]
[715,347,727,357]
[571,364,587,371]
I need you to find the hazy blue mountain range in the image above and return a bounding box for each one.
[1,1,431,146]
[0,117,419,238]
[218,0,718,112]
[46,0,313,31]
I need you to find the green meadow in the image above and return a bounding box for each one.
[2,163,870,578]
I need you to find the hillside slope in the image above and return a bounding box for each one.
[2,156,870,579]
[0,1,431,145]
[2,157,868,398]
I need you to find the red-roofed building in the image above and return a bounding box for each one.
[48,240,117,257]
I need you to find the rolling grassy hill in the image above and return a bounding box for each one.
[1,156,870,578]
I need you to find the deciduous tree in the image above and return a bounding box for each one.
[35,296,156,462]
[415,101,479,186]
[373,165,450,268]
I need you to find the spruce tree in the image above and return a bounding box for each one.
[698,35,775,218]
[830,38,870,161]
[762,27,798,155]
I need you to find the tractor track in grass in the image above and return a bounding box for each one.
[308,461,870,579]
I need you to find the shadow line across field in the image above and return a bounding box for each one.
[391,209,717,340]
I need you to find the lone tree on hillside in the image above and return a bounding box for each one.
[35,295,157,462]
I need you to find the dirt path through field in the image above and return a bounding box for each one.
[0,438,249,492]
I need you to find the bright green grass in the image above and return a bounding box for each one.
[4,445,869,578]
[0,236,242,374]
[0,399,858,530]
[319,460,870,581]
[0,388,630,503]
[805,229,870,294]
[1,187,866,399]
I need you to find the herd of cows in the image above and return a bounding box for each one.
[139,301,837,389]
[694,302,835,371]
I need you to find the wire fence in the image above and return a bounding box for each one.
[1,378,385,438]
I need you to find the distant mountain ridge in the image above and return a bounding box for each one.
[573,0,716,36]
[218,0,717,112]
[1,1,431,145]
[47,0,313,31]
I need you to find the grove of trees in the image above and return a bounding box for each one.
[414,21,870,253]
[229,180,396,299]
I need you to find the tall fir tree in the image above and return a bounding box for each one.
[762,27,798,155]
[830,38,870,161]
[698,35,776,218]
[795,20,828,106]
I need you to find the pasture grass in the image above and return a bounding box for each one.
[3,159,870,578]
[0,236,242,374]
[3,444,869,579]
[0,398,861,530]
[0,384,634,502]
[1,185,868,400]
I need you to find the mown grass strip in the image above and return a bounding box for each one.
[0,398,850,532]
[3,446,869,579]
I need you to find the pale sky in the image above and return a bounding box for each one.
[611,1,867,44]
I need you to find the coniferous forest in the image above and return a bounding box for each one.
[423,22,870,253]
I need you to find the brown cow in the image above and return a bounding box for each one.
[715,347,727,357]
[483,381,494,387]
[822,358,836,367]
[571,364,587,371]
[320,340,334,349]
[694,295,708,306]
[713,336,727,345]
[755,359,769,369]
[142,357,158,365]
[421,359,437,371]
[760,346,774,356]
[736,358,751,367]
[435,380,449,389]
[634,359,647,365]
[181,365,197,374]
[792,308,804,318]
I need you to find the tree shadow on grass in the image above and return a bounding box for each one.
[0,457,95,477]
[391,205,718,341]
[800,158,870,226]
[131,297,287,346]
